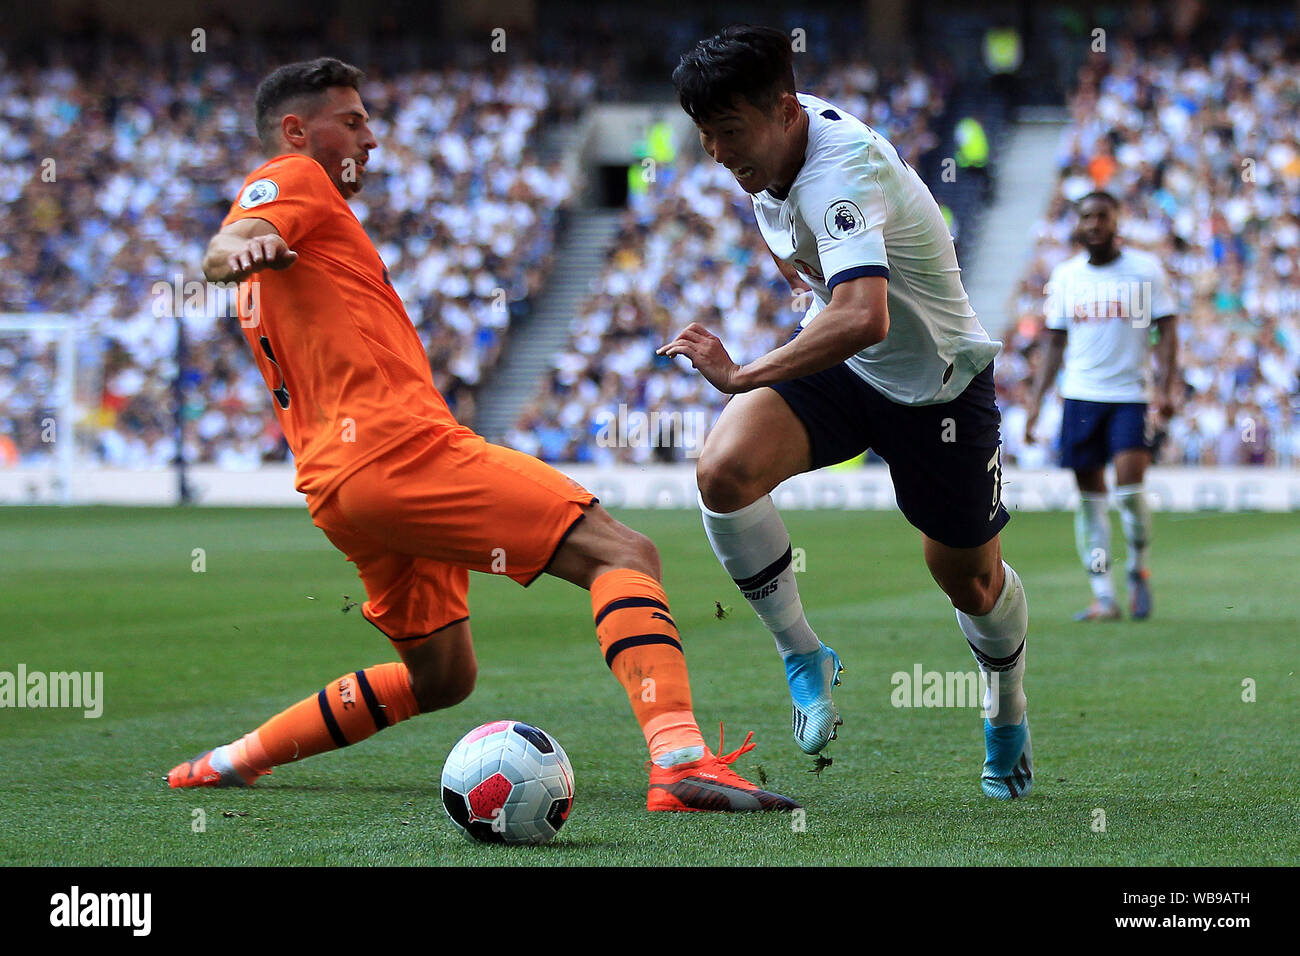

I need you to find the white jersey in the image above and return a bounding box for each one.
[752,93,1000,405]
[1044,248,1177,403]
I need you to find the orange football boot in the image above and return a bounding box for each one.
[647,726,801,812]
[167,747,267,789]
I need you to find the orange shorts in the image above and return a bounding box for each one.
[309,426,595,646]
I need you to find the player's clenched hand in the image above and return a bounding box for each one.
[657,323,746,394]
[227,235,298,280]
[1155,390,1177,421]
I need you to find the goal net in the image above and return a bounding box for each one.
[0,314,84,505]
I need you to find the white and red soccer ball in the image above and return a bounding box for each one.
[440,720,575,845]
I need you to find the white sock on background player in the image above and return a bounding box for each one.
[957,561,1028,727]
[1075,491,1115,601]
[1114,484,1151,574]
[699,493,820,659]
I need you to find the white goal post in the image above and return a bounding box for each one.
[0,314,80,505]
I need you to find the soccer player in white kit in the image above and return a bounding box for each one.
[660,26,1034,799]
[1025,192,1179,621]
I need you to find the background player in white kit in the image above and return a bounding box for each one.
[660,26,1034,800]
[1024,192,1179,621]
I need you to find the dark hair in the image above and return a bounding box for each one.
[1077,190,1120,211]
[672,25,796,123]
[254,57,364,151]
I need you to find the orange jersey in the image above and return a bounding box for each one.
[222,154,455,499]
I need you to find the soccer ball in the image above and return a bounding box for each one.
[440,720,575,845]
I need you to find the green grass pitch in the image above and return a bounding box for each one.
[1,505,1296,866]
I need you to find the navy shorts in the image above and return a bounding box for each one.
[771,361,1010,549]
[1058,399,1151,471]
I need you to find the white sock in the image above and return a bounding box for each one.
[956,561,1028,727]
[1114,484,1150,574]
[653,745,705,768]
[1075,492,1115,601]
[698,492,820,658]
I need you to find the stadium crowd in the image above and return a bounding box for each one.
[7,22,1299,475]
[996,31,1300,467]
[510,60,953,463]
[0,43,591,467]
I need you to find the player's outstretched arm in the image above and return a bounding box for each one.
[202,217,298,284]
[1024,328,1067,444]
[1152,315,1179,418]
[658,275,888,394]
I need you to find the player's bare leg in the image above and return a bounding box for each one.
[1113,448,1154,619]
[543,502,662,587]
[396,621,477,712]
[695,389,844,756]
[547,502,799,811]
[695,389,813,513]
[924,533,1006,617]
[1073,465,1121,621]
[925,533,1033,799]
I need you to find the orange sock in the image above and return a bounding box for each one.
[591,569,706,764]
[226,662,420,778]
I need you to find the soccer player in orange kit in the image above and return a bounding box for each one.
[166,57,797,813]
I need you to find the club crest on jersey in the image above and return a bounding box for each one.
[825,199,865,239]
[238,179,279,209]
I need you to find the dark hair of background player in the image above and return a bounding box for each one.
[254,57,366,152]
[671,25,796,122]
[1077,190,1121,211]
